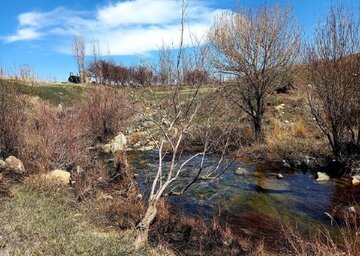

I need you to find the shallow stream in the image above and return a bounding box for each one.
[130,150,360,236]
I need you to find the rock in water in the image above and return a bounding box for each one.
[109,132,127,153]
[352,175,360,185]
[5,156,25,174]
[277,173,284,179]
[235,167,249,175]
[45,170,71,185]
[282,160,291,168]
[316,172,330,182]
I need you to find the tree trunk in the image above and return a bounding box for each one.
[134,201,157,250]
[253,115,263,140]
[331,134,343,162]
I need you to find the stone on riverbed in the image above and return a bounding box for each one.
[261,179,290,191]
[139,145,155,151]
[352,175,360,185]
[316,172,330,182]
[235,167,249,175]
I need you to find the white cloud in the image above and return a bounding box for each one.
[5,28,42,42]
[18,12,43,27]
[3,0,226,55]
[97,0,180,26]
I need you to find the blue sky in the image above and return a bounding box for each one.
[0,0,358,81]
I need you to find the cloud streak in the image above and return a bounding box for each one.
[6,28,42,42]
[3,0,225,55]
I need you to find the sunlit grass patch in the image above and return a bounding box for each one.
[0,177,171,256]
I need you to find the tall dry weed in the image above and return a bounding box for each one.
[0,81,27,157]
[281,215,360,256]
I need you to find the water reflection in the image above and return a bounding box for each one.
[130,150,359,231]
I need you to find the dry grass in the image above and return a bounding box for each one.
[258,118,326,162]
[292,120,309,139]
[150,200,268,256]
[266,119,311,146]
[0,176,171,256]
[281,217,360,256]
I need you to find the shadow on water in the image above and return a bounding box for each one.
[129,150,360,239]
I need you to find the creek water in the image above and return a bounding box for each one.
[130,150,360,237]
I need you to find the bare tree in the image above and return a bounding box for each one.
[208,5,300,139]
[72,35,86,83]
[176,0,189,85]
[132,65,154,86]
[158,42,173,85]
[134,79,235,249]
[89,39,103,84]
[306,6,360,165]
[134,0,234,249]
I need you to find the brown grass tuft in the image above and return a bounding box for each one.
[292,120,309,139]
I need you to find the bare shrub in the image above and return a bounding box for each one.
[130,65,154,86]
[19,102,93,173]
[101,194,145,229]
[306,6,360,165]
[74,151,144,228]
[184,68,209,85]
[0,83,93,173]
[71,160,108,200]
[16,86,132,173]
[76,87,133,143]
[0,81,27,158]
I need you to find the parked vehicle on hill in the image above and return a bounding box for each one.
[68,72,80,83]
